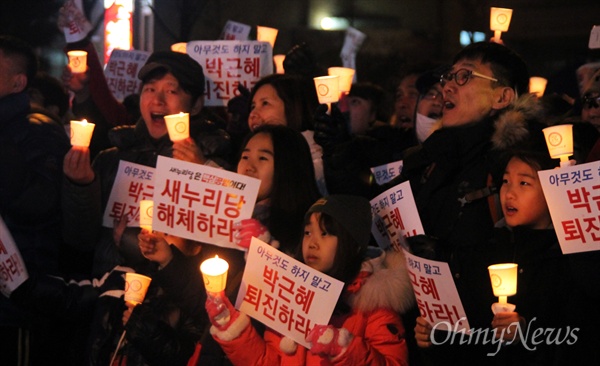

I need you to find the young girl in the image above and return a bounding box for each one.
[233,124,321,254]
[205,195,415,365]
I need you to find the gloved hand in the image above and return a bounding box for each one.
[313,103,350,149]
[227,84,251,132]
[233,218,271,249]
[282,42,321,78]
[205,292,240,331]
[306,324,352,358]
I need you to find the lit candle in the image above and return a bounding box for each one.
[542,124,574,167]
[70,119,95,147]
[529,77,548,98]
[490,7,513,41]
[488,263,518,304]
[313,75,340,113]
[273,54,286,74]
[124,272,152,306]
[171,42,187,54]
[200,256,229,294]
[139,200,153,231]
[67,50,88,73]
[328,67,355,96]
[256,26,278,49]
[164,112,190,141]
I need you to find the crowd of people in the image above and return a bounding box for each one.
[2,6,600,366]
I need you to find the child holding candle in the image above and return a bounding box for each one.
[414,143,596,365]
[205,195,415,365]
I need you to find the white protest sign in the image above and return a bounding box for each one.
[104,49,151,101]
[236,238,345,348]
[103,161,155,228]
[403,249,470,333]
[61,0,92,43]
[589,25,600,49]
[220,20,251,40]
[370,159,403,186]
[153,156,260,249]
[340,27,366,72]
[187,40,273,107]
[538,161,600,254]
[0,216,28,298]
[371,180,425,251]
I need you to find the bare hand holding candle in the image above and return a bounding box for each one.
[70,119,95,147]
[488,263,518,314]
[164,112,190,141]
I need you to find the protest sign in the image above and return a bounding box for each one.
[539,160,600,253]
[219,20,251,40]
[404,249,470,333]
[236,238,344,348]
[187,40,273,107]
[104,49,151,101]
[371,180,424,251]
[153,156,260,249]
[371,159,403,186]
[103,161,155,228]
[0,216,28,298]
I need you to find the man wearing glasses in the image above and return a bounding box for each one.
[398,41,543,365]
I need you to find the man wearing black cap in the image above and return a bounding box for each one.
[62,48,231,278]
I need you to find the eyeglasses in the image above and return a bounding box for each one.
[582,94,600,109]
[440,69,498,87]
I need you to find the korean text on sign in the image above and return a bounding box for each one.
[539,161,600,254]
[403,249,470,333]
[102,160,155,228]
[104,49,151,101]
[0,216,28,297]
[187,40,273,107]
[370,181,424,251]
[153,156,260,250]
[236,238,345,348]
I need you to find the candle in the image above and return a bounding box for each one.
[529,77,548,98]
[313,75,340,113]
[139,200,153,231]
[273,54,286,74]
[171,42,187,54]
[490,7,513,41]
[124,272,152,305]
[70,119,95,147]
[542,124,574,167]
[256,26,278,49]
[328,67,355,95]
[488,263,518,304]
[164,112,190,141]
[67,50,87,73]
[200,256,229,294]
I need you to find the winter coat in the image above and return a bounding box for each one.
[89,246,212,366]
[0,92,71,327]
[62,118,231,277]
[211,250,415,366]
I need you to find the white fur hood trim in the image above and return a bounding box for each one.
[347,250,416,315]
